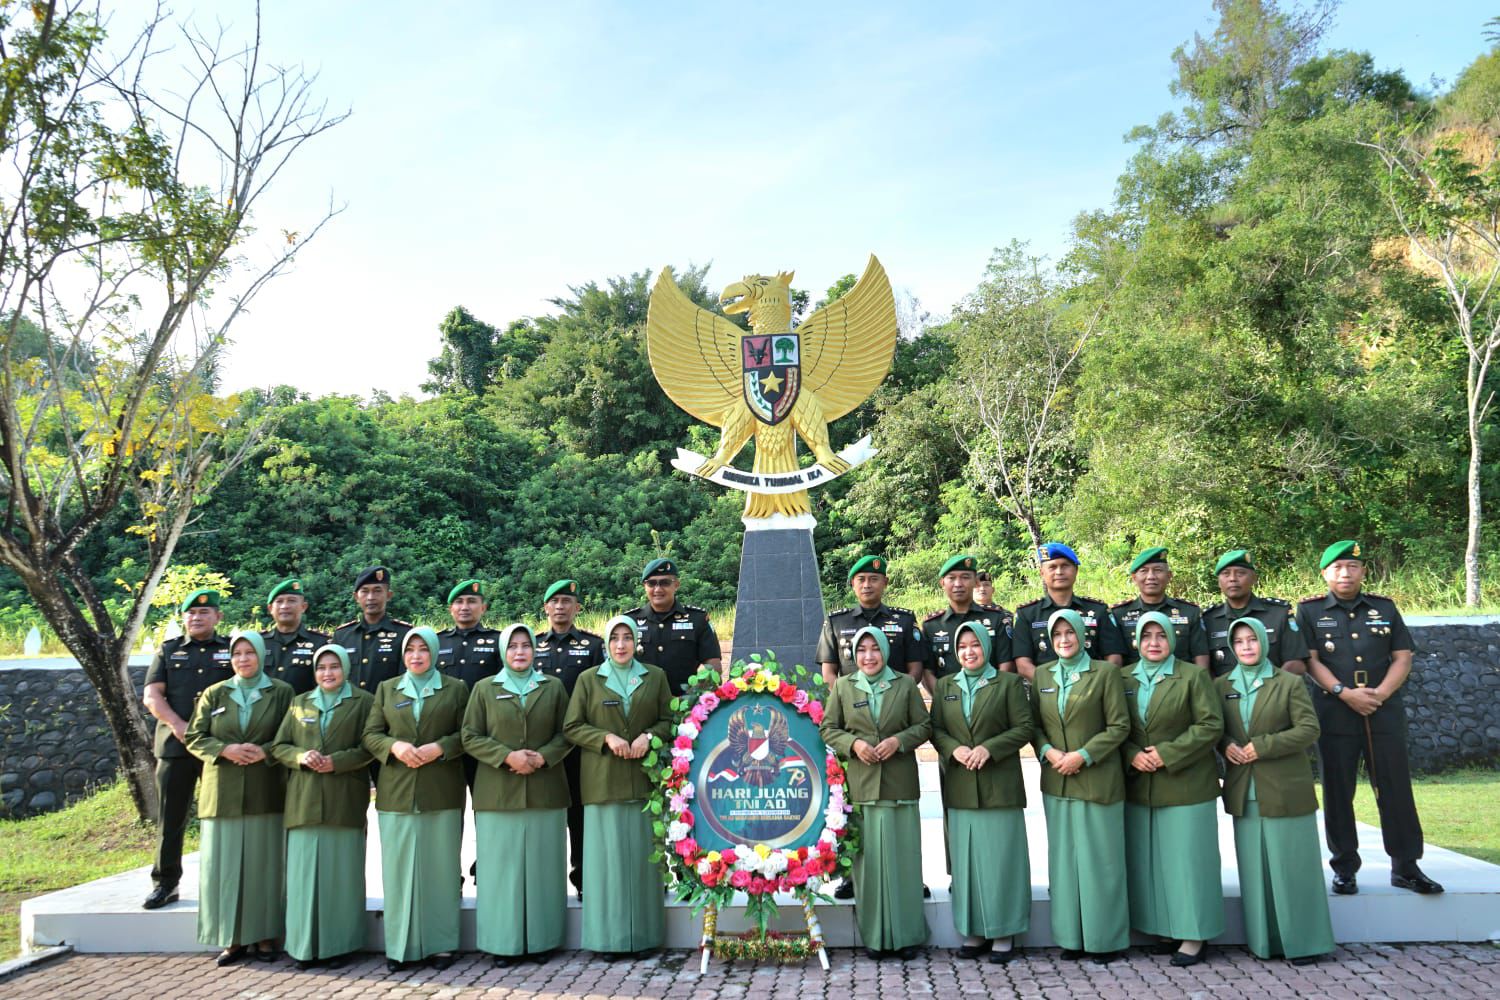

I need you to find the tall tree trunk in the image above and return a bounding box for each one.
[1467,394,1483,609]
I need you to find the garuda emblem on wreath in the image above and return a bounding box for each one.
[727,705,790,787]
[646,255,898,519]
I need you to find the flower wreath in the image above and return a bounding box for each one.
[643,653,859,937]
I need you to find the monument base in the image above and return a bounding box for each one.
[730,522,825,672]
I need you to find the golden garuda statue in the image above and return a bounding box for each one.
[646,255,897,519]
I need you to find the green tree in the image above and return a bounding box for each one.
[423,306,499,395]
[0,3,345,820]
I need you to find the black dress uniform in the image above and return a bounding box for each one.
[921,605,1012,677]
[143,631,231,891]
[624,601,719,696]
[1203,595,1308,677]
[818,604,925,676]
[536,624,605,892]
[259,624,329,694]
[1012,594,1125,667]
[1112,596,1209,667]
[332,615,413,695]
[1296,588,1425,880]
[436,624,503,689]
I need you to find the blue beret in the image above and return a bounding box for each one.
[1036,543,1079,566]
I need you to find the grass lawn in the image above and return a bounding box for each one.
[1348,766,1500,866]
[0,782,197,959]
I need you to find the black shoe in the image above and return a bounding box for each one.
[988,946,1018,965]
[253,944,276,963]
[386,958,405,973]
[1170,944,1208,967]
[430,952,455,970]
[142,884,179,910]
[957,942,991,959]
[896,945,921,960]
[1149,939,1179,956]
[834,880,855,900]
[293,958,318,971]
[529,949,554,964]
[922,884,932,898]
[325,953,350,969]
[1290,953,1325,966]
[1059,948,1085,961]
[864,947,886,960]
[215,947,246,968]
[492,954,516,968]
[1391,865,1444,894]
[1090,950,1123,965]
[1331,873,1358,895]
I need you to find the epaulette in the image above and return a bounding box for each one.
[923,609,945,622]
[334,618,359,631]
[1172,597,1201,609]
[1363,592,1392,601]
[828,607,853,617]
[1017,596,1044,610]
[1204,601,1226,615]
[1076,594,1106,607]
[889,606,915,616]
[1109,598,1134,610]
[1298,594,1324,604]
[979,602,1003,612]
[684,605,709,614]
[1261,596,1290,606]
[575,626,603,639]
[391,619,414,628]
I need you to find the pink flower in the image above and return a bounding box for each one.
[674,734,694,750]
[720,849,738,864]
[750,876,768,894]
[787,866,809,886]
[689,704,710,724]
[675,837,698,858]
[672,757,691,775]
[669,794,687,813]
[681,809,695,827]
[729,870,752,889]
[793,689,811,709]
[808,703,824,724]
[700,692,721,712]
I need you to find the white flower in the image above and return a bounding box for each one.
[818,828,838,847]
[762,852,788,876]
[667,821,691,843]
[670,746,694,761]
[696,858,713,876]
[824,810,847,832]
[681,782,696,800]
[677,721,700,739]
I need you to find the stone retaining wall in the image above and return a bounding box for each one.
[1,622,1497,817]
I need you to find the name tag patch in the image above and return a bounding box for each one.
[853,699,869,708]
[603,699,622,707]
[671,622,695,631]
[211,706,227,716]
[394,699,414,709]
[943,694,959,701]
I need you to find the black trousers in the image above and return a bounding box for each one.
[151,755,202,888]
[565,751,584,891]
[1317,728,1424,875]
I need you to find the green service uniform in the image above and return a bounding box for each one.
[333,615,414,695]
[921,605,1013,677]
[1203,595,1307,677]
[1120,613,1225,942]
[361,669,469,962]
[271,684,375,962]
[623,600,719,695]
[1030,613,1131,954]
[1012,594,1125,668]
[184,675,294,949]
[144,633,232,890]
[1217,628,1334,961]
[563,655,674,954]
[820,629,932,953]
[462,668,572,958]
[260,625,329,695]
[930,650,1032,941]
[1295,590,1423,878]
[1111,596,1209,667]
[535,625,603,892]
[817,603,926,676]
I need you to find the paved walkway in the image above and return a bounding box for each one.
[3,943,1497,999]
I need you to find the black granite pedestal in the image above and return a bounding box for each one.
[729,526,826,672]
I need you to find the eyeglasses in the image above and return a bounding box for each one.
[644,578,674,588]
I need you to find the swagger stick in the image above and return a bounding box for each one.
[1355,670,1379,802]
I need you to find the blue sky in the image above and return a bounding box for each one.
[130,1,1493,397]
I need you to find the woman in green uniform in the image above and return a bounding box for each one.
[271,644,374,969]
[185,630,294,966]
[1122,612,1225,966]
[820,625,932,960]
[931,622,1032,963]
[563,615,673,956]
[1219,617,1335,965]
[462,623,572,965]
[361,626,469,972]
[1031,609,1130,963]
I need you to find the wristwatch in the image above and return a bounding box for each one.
[1329,682,1345,696]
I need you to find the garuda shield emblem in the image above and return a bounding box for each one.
[742,333,800,425]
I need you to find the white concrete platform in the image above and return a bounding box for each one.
[20,760,1500,954]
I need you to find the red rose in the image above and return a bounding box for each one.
[716,682,738,700]
[750,876,768,894]
[681,810,695,827]
[779,685,798,704]
[672,757,691,775]
[675,837,698,858]
[787,867,809,886]
[797,847,809,860]
[703,871,720,887]
[729,870,752,889]
[721,849,737,864]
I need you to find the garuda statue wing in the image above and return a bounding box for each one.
[646,267,743,425]
[794,254,899,421]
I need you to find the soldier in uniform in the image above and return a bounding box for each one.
[817,554,925,690]
[973,571,999,610]
[259,578,328,694]
[921,554,1013,691]
[624,558,720,696]
[1202,550,1308,677]
[1110,548,1210,669]
[1298,540,1442,896]
[140,588,232,909]
[1012,543,1126,680]
[331,566,412,695]
[533,578,604,896]
[436,578,502,796]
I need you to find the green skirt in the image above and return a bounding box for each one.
[475,809,567,956]
[285,826,367,960]
[376,809,462,961]
[1041,794,1129,953]
[197,814,285,948]
[1234,802,1336,960]
[853,801,930,951]
[1124,800,1225,940]
[948,807,1030,939]
[581,801,664,954]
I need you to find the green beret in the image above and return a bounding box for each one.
[446,579,484,604]
[1128,547,1169,574]
[544,579,580,602]
[641,558,678,581]
[179,588,220,613]
[353,566,391,590]
[1214,549,1255,574]
[1319,540,1362,570]
[847,555,887,582]
[939,553,979,578]
[266,578,304,605]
